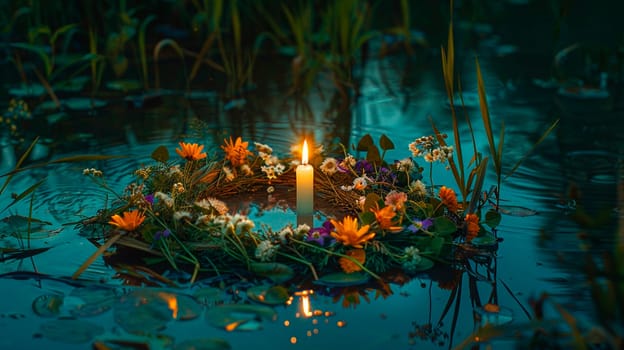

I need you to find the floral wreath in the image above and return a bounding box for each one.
[74,133,501,284]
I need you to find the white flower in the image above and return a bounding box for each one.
[320,157,338,175]
[352,176,368,191]
[404,246,421,260]
[265,155,279,166]
[195,215,212,225]
[277,226,293,243]
[254,142,273,154]
[235,217,255,234]
[240,164,253,176]
[397,158,414,172]
[357,196,366,210]
[261,165,277,180]
[155,191,174,207]
[402,246,423,273]
[173,210,192,221]
[255,240,278,262]
[340,154,356,168]
[294,224,310,237]
[223,166,235,181]
[274,163,285,175]
[168,165,182,176]
[410,180,427,197]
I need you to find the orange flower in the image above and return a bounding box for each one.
[464,213,479,242]
[221,136,251,167]
[370,204,402,232]
[176,142,207,161]
[439,186,458,212]
[339,249,366,273]
[330,216,375,248]
[109,210,146,231]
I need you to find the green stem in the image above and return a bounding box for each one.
[276,251,319,280]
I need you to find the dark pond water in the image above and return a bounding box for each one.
[1,10,623,350]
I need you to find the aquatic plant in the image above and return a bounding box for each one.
[319,0,377,96]
[9,22,97,107]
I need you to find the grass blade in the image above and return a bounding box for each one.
[2,177,46,212]
[0,136,39,195]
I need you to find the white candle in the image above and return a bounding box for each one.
[296,140,314,218]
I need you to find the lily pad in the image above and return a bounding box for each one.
[471,234,499,249]
[250,262,294,283]
[246,285,290,305]
[205,304,277,331]
[113,289,201,333]
[62,97,107,111]
[411,257,435,272]
[38,319,104,344]
[174,338,232,350]
[193,287,225,306]
[54,76,90,92]
[106,79,142,92]
[94,332,174,349]
[313,272,370,287]
[9,83,46,97]
[68,287,116,317]
[32,294,64,317]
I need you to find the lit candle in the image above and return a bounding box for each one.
[296,140,314,224]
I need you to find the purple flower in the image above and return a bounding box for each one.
[305,220,334,246]
[376,166,396,183]
[144,193,155,205]
[355,160,374,174]
[408,218,433,233]
[153,229,171,241]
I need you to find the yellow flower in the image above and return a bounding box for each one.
[222,136,251,167]
[176,142,207,161]
[439,186,458,212]
[370,204,402,232]
[339,249,366,273]
[109,210,146,231]
[330,216,374,248]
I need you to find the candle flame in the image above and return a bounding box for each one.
[302,140,309,165]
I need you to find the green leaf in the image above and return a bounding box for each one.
[151,145,170,163]
[430,236,444,255]
[356,134,374,151]
[359,211,376,226]
[379,134,395,151]
[433,216,457,235]
[250,262,294,283]
[484,209,502,228]
[362,193,381,213]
